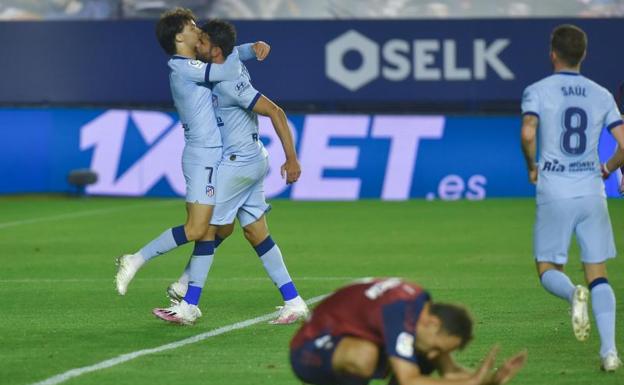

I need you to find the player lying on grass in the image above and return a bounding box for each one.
[520,24,624,371]
[290,278,527,385]
[155,19,308,325]
[115,8,269,324]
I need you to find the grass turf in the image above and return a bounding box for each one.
[0,197,622,385]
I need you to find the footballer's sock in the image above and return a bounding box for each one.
[179,235,223,285]
[540,269,575,303]
[182,241,215,306]
[139,225,188,262]
[255,236,299,302]
[590,278,617,357]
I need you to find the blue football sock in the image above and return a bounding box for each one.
[590,278,617,357]
[182,241,214,305]
[139,225,187,261]
[179,235,223,285]
[540,269,575,303]
[254,236,299,301]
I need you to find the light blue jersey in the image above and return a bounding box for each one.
[522,72,623,204]
[211,64,267,164]
[168,44,257,148]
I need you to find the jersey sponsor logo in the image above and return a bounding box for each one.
[189,60,205,69]
[326,30,514,91]
[568,161,596,173]
[542,159,565,172]
[395,332,415,358]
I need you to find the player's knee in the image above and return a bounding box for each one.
[184,223,209,241]
[243,226,263,245]
[218,224,234,239]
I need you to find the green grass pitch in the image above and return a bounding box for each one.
[0,197,622,385]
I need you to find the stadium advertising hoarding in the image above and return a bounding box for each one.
[0,19,621,106]
[1,108,621,199]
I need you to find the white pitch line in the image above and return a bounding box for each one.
[28,294,327,385]
[0,200,178,230]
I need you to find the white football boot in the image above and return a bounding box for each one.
[166,281,188,304]
[152,300,202,325]
[271,296,309,324]
[571,285,590,341]
[601,351,622,372]
[115,254,145,295]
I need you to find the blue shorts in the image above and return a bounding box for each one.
[211,157,271,227]
[290,335,371,385]
[181,145,222,205]
[534,195,616,264]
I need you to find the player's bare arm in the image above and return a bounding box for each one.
[206,50,242,82]
[252,95,301,184]
[389,346,498,385]
[430,347,526,385]
[252,41,270,60]
[520,114,538,184]
[602,124,624,178]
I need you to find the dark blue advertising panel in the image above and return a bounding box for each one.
[1,108,621,199]
[0,19,622,106]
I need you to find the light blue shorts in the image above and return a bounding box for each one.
[211,157,271,227]
[182,145,222,205]
[534,195,616,264]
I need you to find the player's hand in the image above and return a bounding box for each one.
[488,350,527,385]
[281,158,301,184]
[601,163,611,180]
[528,166,537,185]
[473,345,499,385]
[253,41,271,61]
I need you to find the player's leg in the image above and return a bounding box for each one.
[536,262,576,303]
[167,223,234,303]
[241,215,308,323]
[167,160,250,303]
[331,337,379,380]
[116,146,220,297]
[290,334,372,385]
[151,203,216,325]
[534,200,577,302]
[577,196,619,370]
[534,199,589,341]
[115,202,213,296]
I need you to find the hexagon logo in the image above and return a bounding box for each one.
[325,30,380,91]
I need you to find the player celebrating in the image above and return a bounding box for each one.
[520,24,624,371]
[115,8,266,324]
[290,278,527,385]
[162,19,308,324]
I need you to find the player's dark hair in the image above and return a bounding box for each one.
[550,24,587,67]
[200,19,237,57]
[155,8,196,56]
[430,303,473,350]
